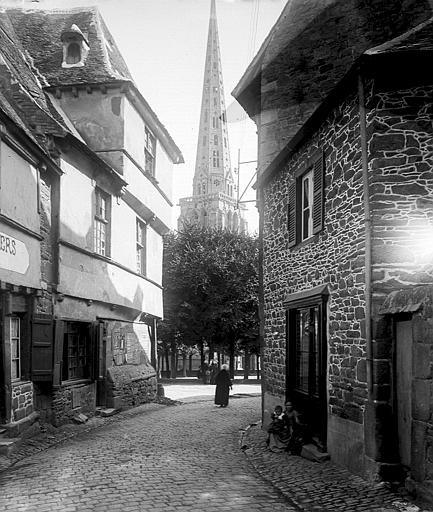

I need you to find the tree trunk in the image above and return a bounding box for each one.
[257,354,260,380]
[164,349,170,376]
[182,353,187,377]
[170,341,177,379]
[243,346,250,380]
[229,340,235,379]
[199,340,205,368]
[189,354,193,373]
[217,352,221,366]
[208,343,214,363]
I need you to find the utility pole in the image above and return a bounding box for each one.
[236,148,258,209]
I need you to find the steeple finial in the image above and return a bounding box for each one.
[210,0,217,20]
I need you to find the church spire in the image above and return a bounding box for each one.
[178,0,247,233]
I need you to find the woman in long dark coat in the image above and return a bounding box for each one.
[214,364,232,407]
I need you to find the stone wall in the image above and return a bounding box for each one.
[262,88,368,428]
[11,380,33,421]
[52,382,96,426]
[368,85,433,295]
[106,366,157,409]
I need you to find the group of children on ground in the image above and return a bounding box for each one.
[266,401,311,454]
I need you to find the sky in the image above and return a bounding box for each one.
[7,0,287,232]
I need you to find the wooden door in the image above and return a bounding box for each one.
[396,320,412,468]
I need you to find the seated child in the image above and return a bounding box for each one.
[267,405,291,451]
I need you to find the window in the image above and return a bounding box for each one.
[66,42,81,64]
[203,135,206,146]
[10,317,20,380]
[94,188,110,257]
[212,116,219,129]
[62,322,91,381]
[136,219,146,276]
[214,135,218,145]
[301,170,313,241]
[144,127,156,176]
[287,152,324,248]
[213,150,219,167]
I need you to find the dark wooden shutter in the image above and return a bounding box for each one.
[288,180,297,248]
[312,152,324,235]
[53,320,64,387]
[31,314,54,381]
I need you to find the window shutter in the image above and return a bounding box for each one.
[287,180,297,248]
[31,314,54,381]
[53,320,64,388]
[90,322,103,381]
[312,152,324,235]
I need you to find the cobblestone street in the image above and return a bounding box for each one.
[1,391,432,512]
[0,395,296,512]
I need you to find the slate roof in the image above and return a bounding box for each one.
[233,0,433,118]
[5,7,132,87]
[366,16,433,55]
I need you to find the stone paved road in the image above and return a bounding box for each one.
[0,396,297,512]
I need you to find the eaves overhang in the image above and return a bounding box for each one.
[45,79,184,166]
[55,132,128,191]
[0,106,62,176]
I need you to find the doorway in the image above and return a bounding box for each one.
[395,319,412,468]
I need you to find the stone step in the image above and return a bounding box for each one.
[0,438,20,457]
[99,408,120,418]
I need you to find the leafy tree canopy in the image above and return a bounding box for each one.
[160,223,259,355]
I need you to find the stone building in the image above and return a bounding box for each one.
[0,6,182,432]
[178,0,247,233]
[233,0,433,502]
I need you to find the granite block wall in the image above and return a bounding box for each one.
[11,380,33,422]
[262,88,368,425]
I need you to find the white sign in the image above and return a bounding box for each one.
[0,231,29,274]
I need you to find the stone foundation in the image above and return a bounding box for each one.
[52,381,96,426]
[11,381,33,422]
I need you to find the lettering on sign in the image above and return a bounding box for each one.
[0,231,29,274]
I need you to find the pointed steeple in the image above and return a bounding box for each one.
[178,0,247,233]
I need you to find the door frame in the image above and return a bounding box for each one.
[284,285,329,445]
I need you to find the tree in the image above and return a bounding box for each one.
[159,223,259,378]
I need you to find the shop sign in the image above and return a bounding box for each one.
[0,232,29,274]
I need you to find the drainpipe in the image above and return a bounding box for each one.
[358,71,373,400]
[358,71,373,428]
[257,185,266,425]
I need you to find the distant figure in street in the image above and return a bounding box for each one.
[214,364,232,407]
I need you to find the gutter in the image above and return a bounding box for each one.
[358,71,373,399]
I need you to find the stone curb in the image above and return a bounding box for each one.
[240,423,433,512]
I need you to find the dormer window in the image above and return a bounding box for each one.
[61,24,89,69]
[66,42,81,64]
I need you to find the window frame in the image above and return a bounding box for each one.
[62,321,92,382]
[144,127,156,177]
[136,218,147,276]
[94,188,111,257]
[10,316,21,381]
[287,151,324,248]
[284,284,328,444]
[301,169,314,241]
